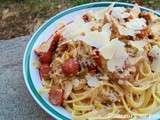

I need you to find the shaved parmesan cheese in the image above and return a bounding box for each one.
[129,40,147,51]
[72,79,80,87]
[112,18,136,36]
[99,38,128,72]
[80,24,111,48]
[99,38,125,59]
[111,7,130,20]
[130,4,141,18]
[100,45,116,60]
[102,23,111,32]
[62,18,90,40]
[81,31,110,48]
[117,24,136,36]
[86,74,100,87]
[62,17,111,48]
[126,18,146,30]
[127,41,146,65]
[151,21,160,36]
[117,18,146,36]
[149,45,160,72]
[94,8,107,20]
[85,21,100,31]
[107,48,128,72]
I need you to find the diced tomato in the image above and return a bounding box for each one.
[62,59,80,76]
[136,28,149,39]
[59,43,68,52]
[87,64,97,74]
[139,12,151,25]
[39,64,51,80]
[48,86,64,106]
[82,14,90,22]
[93,56,102,67]
[91,49,102,67]
[82,13,93,22]
[39,51,52,64]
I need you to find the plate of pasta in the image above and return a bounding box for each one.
[23,2,160,120]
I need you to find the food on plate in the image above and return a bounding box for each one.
[34,3,160,120]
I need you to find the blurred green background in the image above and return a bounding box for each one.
[0,0,160,39]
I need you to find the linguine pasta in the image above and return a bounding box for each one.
[34,3,160,120]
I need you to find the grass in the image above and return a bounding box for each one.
[0,0,160,40]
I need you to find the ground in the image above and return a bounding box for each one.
[0,0,160,40]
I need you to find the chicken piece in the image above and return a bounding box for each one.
[64,81,72,99]
[109,66,137,81]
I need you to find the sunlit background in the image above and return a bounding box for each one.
[0,0,159,40]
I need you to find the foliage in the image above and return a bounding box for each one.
[0,0,160,39]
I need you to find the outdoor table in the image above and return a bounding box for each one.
[0,36,51,120]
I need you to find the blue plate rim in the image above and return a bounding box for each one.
[23,2,160,120]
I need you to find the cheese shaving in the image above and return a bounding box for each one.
[62,18,90,40]
[130,4,141,18]
[129,40,147,51]
[111,7,130,20]
[125,18,146,30]
[117,18,147,36]
[80,23,111,48]
[94,8,107,20]
[99,38,128,72]
[72,79,80,88]
[149,45,160,72]
[86,74,100,87]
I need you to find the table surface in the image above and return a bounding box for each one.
[0,36,52,120]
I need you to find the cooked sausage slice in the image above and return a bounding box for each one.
[39,64,51,80]
[62,59,80,76]
[38,51,52,64]
[49,32,62,52]
[35,33,62,64]
[48,86,64,106]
